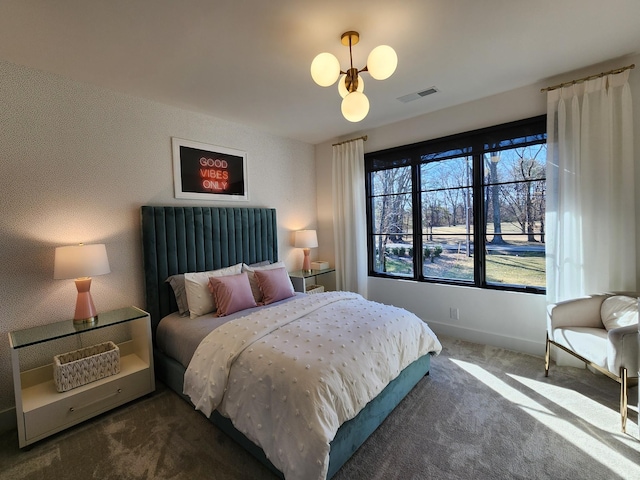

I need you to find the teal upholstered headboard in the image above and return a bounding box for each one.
[140,206,278,339]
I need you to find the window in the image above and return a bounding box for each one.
[366,116,547,293]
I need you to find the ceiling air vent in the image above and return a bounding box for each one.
[397,87,439,103]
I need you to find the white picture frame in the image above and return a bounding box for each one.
[172,137,248,202]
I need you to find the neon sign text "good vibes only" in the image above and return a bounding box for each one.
[199,157,229,191]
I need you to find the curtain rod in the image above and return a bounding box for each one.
[332,135,368,147]
[540,64,635,93]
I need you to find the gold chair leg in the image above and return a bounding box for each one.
[544,334,550,377]
[620,367,628,433]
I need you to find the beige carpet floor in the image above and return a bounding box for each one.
[1,335,638,480]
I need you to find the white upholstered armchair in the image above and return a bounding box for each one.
[545,292,639,432]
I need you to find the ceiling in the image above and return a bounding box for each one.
[1,0,639,145]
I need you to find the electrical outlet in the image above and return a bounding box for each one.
[449,307,459,320]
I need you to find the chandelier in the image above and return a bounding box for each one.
[310,31,397,122]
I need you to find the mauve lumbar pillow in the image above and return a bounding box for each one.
[184,263,243,318]
[242,261,286,303]
[208,272,257,317]
[254,267,295,305]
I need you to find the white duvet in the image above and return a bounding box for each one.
[184,291,442,480]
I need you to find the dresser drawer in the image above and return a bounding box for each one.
[24,368,151,442]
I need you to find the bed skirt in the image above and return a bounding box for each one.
[154,348,431,479]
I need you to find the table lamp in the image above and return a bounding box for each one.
[294,230,318,273]
[54,243,111,324]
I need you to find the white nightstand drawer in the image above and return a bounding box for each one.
[23,367,151,442]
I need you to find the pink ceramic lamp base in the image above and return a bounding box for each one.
[302,248,311,272]
[74,277,98,324]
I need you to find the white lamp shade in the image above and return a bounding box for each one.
[294,230,318,249]
[338,74,365,98]
[54,244,111,279]
[366,45,398,80]
[341,91,370,122]
[310,52,341,87]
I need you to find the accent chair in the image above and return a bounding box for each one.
[545,292,639,433]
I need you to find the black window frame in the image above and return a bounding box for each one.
[365,115,547,294]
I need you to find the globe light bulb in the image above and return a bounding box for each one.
[310,52,341,87]
[366,45,398,80]
[341,91,370,122]
[338,74,365,98]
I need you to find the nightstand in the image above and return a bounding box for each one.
[289,268,336,293]
[8,306,155,448]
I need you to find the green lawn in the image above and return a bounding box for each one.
[378,222,546,287]
[381,251,545,287]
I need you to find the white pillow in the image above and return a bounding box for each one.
[242,261,286,303]
[600,295,638,331]
[184,263,242,318]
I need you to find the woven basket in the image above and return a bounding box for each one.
[306,285,325,294]
[53,341,120,392]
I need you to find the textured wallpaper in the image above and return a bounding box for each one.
[0,60,316,414]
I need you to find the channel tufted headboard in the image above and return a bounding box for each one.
[140,206,278,339]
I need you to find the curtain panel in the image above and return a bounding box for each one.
[546,70,636,303]
[332,139,368,297]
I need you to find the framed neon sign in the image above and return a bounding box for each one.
[172,137,248,201]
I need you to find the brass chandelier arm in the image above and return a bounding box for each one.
[341,66,369,75]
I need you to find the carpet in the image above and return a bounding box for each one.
[1,335,638,480]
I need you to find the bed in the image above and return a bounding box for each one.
[141,206,441,479]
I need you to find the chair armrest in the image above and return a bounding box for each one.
[607,324,639,375]
[547,295,608,336]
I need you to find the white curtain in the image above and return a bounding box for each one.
[332,138,368,297]
[546,70,636,303]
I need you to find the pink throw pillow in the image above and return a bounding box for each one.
[254,267,295,305]
[208,272,257,317]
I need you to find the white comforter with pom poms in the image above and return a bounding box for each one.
[184,291,441,480]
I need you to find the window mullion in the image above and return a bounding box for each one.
[412,159,422,280]
[473,153,486,287]
[364,159,374,275]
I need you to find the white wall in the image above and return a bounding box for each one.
[0,60,316,418]
[316,54,640,358]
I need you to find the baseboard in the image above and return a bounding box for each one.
[0,407,16,435]
[427,321,546,357]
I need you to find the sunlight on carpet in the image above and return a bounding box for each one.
[450,358,640,479]
[510,374,640,450]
